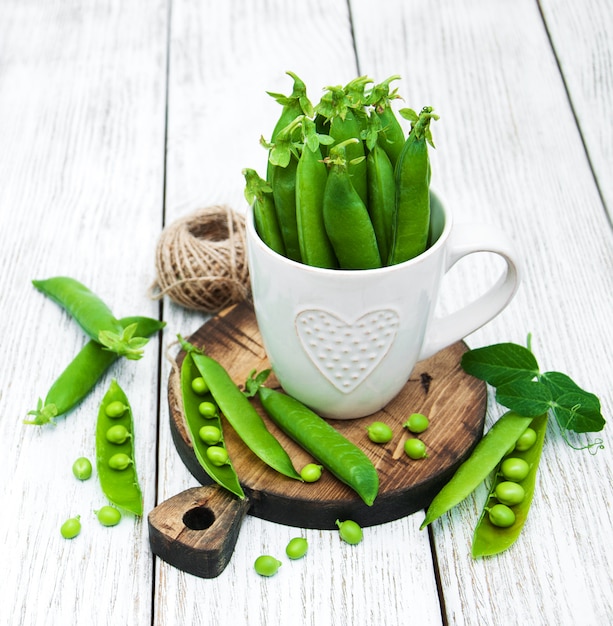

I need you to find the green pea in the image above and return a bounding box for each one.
[500,457,530,482]
[95,505,122,527]
[60,515,81,539]
[404,412,430,434]
[191,376,209,396]
[285,537,308,560]
[366,421,393,444]
[105,400,128,418]
[404,438,427,460]
[254,555,282,577]
[487,503,516,528]
[300,463,323,483]
[108,452,133,470]
[514,427,537,452]
[199,425,222,445]
[206,445,229,467]
[72,457,93,481]
[336,519,363,545]
[494,481,526,506]
[105,424,131,444]
[198,401,218,418]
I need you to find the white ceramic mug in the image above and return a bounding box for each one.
[246,191,521,419]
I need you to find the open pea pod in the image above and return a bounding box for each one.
[180,352,245,499]
[421,411,533,529]
[471,413,548,558]
[96,379,143,515]
[180,337,301,481]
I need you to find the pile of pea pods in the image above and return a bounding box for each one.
[25,276,166,534]
[178,339,380,508]
[243,72,439,271]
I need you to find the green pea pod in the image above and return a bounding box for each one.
[388,106,439,265]
[242,168,286,257]
[296,141,337,268]
[180,352,245,499]
[323,140,382,270]
[471,413,548,558]
[266,71,313,179]
[420,411,533,529]
[96,379,143,515]
[368,75,406,168]
[180,338,302,481]
[245,371,379,506]
[32,276,150,359]
[316,85,368,207]
[270,154,302,262]
[366,144,396,263]
[25,316,165,425]
[329,110,368,208]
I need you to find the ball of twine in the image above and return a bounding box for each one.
[150,204,250,313]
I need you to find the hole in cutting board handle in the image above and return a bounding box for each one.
[183,505,215,530]
[148,485,250,578]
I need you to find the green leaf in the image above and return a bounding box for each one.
[461,343,540,387]
[552,392,605,434]
[495,380,553,416]
[399,107,419,123]
[540,371,590,397]
[243,368,271,398]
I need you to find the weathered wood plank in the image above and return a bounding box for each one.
[156,1,443,624]
[0,2,168,625]
[540,0,613,222]
[350,0,613,624]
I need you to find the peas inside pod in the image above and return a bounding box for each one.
[500,457,530,482]
[471,415,548,559]
[179,349,244,500]
[106,424,131,445]
[96,379,143,515]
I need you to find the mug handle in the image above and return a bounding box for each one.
[418,223,521,360]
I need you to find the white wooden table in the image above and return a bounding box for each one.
[1,1,612,624]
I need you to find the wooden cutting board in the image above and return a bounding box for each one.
[166,300,487,531]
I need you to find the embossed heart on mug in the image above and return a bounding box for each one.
[295,309,400,393]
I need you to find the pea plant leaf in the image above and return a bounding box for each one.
[540,371,591,397]
[461,338,606,452]
[495,380,553,416]
[551,392,605,434]
[460,343,539,387]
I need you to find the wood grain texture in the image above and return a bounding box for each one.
[540,0,613,221]
[156,1,445,625]
[351,0,613,624]
[1,0,612,625]
[165,301,486,529]
[0,2,168,626]
[148,485,250,578]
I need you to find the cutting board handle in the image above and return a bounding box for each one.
[148,485,250,578]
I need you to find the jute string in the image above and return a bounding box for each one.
[150,204,250,313]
